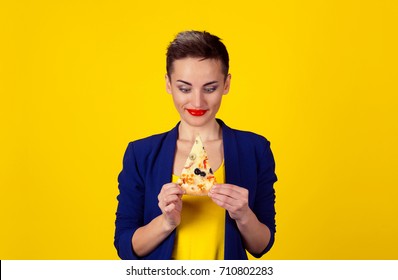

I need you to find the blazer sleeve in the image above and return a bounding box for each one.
[114,142,145,259]
[251,138,277,258]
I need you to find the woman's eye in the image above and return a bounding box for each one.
[204,87,217,93]
[179,87,191,93]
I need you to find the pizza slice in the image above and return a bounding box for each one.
[177,135,216,196]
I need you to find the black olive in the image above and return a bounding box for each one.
[209,168,213,174]
[200,172,206,177]
[194,168,201,175]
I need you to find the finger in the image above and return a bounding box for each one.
[210,193,235,211]
[210,184,247,198]
[174,200,183,212]
[209,189,247,208]
[165,201,183,214]
[212,183,245,193]
[209,189,235,204]
[164,202,177,213]
[161,183,184,193]
[158,184,184,200]
[210,187,240,200]
[210,193,249,220]
[162,194,182,206]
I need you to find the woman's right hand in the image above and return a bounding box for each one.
[158,183,184,231]
[132,183,183,257]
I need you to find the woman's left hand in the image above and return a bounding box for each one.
[209,184,250,223]
[209,184,271,255]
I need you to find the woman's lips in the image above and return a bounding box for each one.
[187,109,207,116]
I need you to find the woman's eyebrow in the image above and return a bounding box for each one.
[176,80,218,86]
[203,81,218,86]
[176,80,192,86]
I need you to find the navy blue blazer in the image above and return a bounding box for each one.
[114,119,277,260]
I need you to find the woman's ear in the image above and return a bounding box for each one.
[223,74,231,95]
[165,74,172,94]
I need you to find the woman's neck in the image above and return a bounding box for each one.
[178,119,222,142]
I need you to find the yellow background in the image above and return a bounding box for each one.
[1,0,397,259]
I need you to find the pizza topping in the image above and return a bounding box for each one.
[193,167,207,177]
[189,153,196,161]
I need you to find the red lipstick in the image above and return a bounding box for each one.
[187,109,207,116]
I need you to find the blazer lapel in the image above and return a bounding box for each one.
[157,123,178,179]
[218,119,248,259]
[219,119,242,187]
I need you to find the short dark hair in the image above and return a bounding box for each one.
[166,30,229,78]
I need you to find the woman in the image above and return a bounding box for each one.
[114,30,277,260]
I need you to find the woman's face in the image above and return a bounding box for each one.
[166,57,231,128]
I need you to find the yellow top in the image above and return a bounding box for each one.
[171,161,226,260]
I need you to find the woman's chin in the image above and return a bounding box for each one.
[180,114,216,128]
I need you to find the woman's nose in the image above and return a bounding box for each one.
[192,91,204,108]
